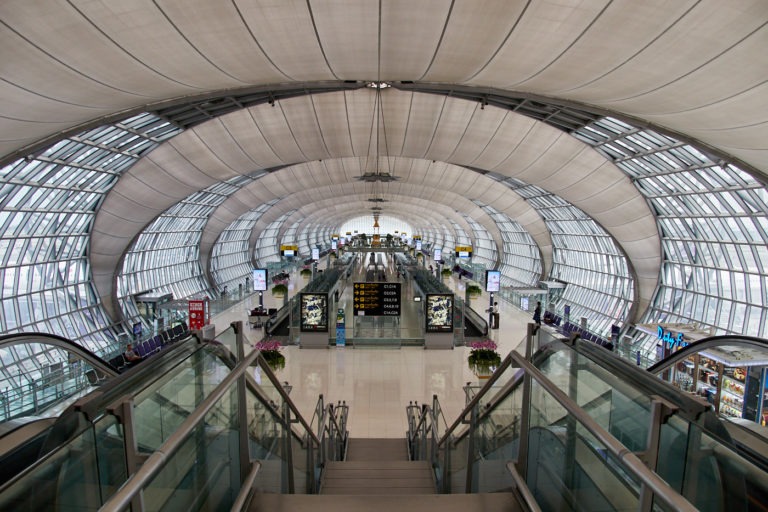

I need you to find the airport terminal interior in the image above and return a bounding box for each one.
[1,1,768,511]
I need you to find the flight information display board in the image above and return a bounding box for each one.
[300,293,328,332]
[353,282,401,316]
[426,294,454,333]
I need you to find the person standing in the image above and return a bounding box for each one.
[533,301,542,334]
[491,302,499,329]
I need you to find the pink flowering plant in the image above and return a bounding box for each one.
[468,339,501,374]
[255,339,286,370]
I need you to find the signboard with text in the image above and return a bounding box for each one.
[188,300,207,330]
[353,282,401,316]
[253,269,267,291]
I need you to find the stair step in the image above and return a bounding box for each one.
[346,438,408,461]
[326,460,428,470]
[323,477,435,489]
[250,493,522,512]
[323,468,432,479]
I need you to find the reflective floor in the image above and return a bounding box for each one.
[212,256,533,438]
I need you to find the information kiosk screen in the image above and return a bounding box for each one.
[434,248,442,261]
[485,270,501,292]
[312,247,320,261]
[253,269,268,291]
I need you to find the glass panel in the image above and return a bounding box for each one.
[142,385,241,511]
[0,424,102,511]
[94,415,128,504]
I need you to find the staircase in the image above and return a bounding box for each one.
[321,438,435,495]
[249,438,522,511]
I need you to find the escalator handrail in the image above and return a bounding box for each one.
[647,334,768,375]
[506,350,698,512]
[0,332,119,378]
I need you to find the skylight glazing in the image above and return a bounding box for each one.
[574,117,768,345]
[0,113,181,353]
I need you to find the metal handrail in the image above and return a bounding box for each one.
[437,352,515,447]
[508,351,698,512]
[230,461,261,512]
[506,462,542,512]
[256,353,322,447]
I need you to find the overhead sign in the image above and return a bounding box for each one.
[455,246,472,253]
[353,282,401,316]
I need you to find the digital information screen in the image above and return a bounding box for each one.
[459,251,469,258]
[426,294,453,333]
[311,247,319,261]
[132,322,142,336]
[416,240,422,250]
[433,248,442,261]
[253,269,267,291]
[353,282,401,316]
[485,270,501,292]
[520,297,529,310]
[331,240,337,250]
[283,250,294,257]
[300,293,328,332]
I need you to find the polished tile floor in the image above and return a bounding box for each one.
[213,256,535,438]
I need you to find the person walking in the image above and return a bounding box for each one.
[532,301,542,334]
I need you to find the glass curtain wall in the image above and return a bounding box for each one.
[210,200,278,291]
[573,117,768,345]
[116,177,253,323]
[254,212,295,266]
[474,201,541,287]
[460,214,498,269]
[0,113,181,353]
[280,219,305,256]
[495,176,634,336]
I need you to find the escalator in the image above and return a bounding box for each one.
[0,323,345,511]
[408,328,768,511]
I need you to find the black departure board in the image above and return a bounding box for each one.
[353,282,401,316]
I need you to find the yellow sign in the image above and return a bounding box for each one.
[455,246,473,253]
[280,245,298,251]
[413,235,421,240]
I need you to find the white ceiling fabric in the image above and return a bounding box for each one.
[1,0,765,175]
[88,88,656,316]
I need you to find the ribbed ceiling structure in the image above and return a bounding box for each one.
[1,0,768,355]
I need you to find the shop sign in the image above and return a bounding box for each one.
[657,326,688,350]
[188,300,206,330]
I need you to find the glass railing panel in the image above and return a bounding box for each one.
[677,422,768,512]
[291,431,310,494]
[447,433,469,494]
[474,379,524,493]
[212,327,238,361]
[132,347,231,452]
[245,384,287,493]
[141,385,241,512]
[535,343,652,454]
[0,422,102,511]
[94,414,128,504]
[527,379,642,512]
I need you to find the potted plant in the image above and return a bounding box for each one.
[441,268,453,279]
[300,268,312,279]
[468,340,501,379]
[271,283,288,298]
[255,339,285,371]
[466,284,482,299]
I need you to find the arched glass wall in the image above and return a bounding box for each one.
[281,219,304,256]
[461,214,498,269]
[117,176,252,322]
[210,200,278,291]
[573,117,768,346]
[474,201,541,287]
[254,212,295,266]
[440,225,455,258]
[0,113,181,353]
[495,176,634,336]
[339,215,413,237]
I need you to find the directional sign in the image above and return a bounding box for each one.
[353,282,401,316]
